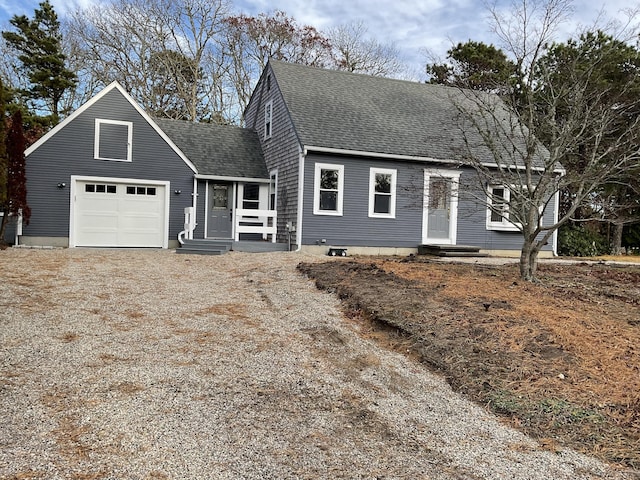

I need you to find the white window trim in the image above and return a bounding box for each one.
[269,169,278,211]
[94,119,133,162]
[264,101,273,139]
[368,167,396,218]
[422,169,461,245]
[313,163,344,216]
[486,184,532,232]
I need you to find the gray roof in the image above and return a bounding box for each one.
[154,118,268,179]
[269,60,547,167]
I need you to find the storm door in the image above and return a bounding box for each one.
[423,170,460,245]
[207,182,233,238]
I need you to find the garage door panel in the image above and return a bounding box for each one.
[74,180,167,248]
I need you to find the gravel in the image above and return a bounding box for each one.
[0,248,634,479]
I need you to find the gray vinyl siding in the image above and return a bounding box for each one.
[302,154,424,247]
[302,154,555,251]
[244,65,301,244]
[24,88,194,243]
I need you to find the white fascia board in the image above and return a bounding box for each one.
[194,174,271,183]
[303,145,460,165]
[26,82,198,175]
[303,145,565,174]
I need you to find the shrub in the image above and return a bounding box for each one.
[558,225,609,257]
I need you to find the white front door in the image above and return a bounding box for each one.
[72,177,169,248]
[422,169,460,245]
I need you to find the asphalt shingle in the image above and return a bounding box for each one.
[154,118,268,179]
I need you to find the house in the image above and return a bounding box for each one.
[15,61,558,256]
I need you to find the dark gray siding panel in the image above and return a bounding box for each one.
[193,179,207,239]
[302,154,424,247]
[302,155,555,251]
[244,65,301,244]
[24,88,195,243]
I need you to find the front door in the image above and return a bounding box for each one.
[423,170,460,245]
[207,182,233,238]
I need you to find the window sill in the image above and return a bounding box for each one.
[487,223,521,232]
[313,210,343,216]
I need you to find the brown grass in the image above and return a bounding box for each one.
[298,258,640,470]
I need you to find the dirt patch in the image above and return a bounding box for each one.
[298,257,640,470]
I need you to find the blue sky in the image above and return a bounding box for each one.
[1,0,636,77]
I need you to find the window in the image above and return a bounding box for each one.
[264,101,273,139]
[85,183,117,194]
[94,119,133,162]
[269,170,278,210]
[369,168,396,218]
[126,185,156,196]
[314,163,344,215]
[486,185,530,231]
[242,183,260,210]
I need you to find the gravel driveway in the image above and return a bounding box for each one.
[0,248,632,479]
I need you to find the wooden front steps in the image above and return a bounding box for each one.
[418,244,488,258]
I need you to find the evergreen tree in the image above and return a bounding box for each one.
[2,0,76,126]
[0,78,8,245]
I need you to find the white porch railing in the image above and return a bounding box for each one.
[234,208,277,243]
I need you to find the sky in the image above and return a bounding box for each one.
[1,0,637,79]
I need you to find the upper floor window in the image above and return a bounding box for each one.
[264,101,273,139]
[314,163,344,216]
[94,119,133,162]
[369,168,396,218]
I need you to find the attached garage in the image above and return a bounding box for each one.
[70,176,170,248]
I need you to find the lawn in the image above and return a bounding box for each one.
[298,257,640,470]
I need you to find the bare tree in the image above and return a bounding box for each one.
[66,0,230,122]
[454,0,640,281]
[224,10,333,114]
[327,21,406,77]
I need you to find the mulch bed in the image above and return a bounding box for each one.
[298,257,640,471]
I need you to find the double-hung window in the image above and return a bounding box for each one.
[486,185,529,231]
[264,101,273,139]
[314,163,344,215]
[369,168,396,218]
[94,119,133,162]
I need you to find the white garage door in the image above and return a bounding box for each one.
[73,178,168,247]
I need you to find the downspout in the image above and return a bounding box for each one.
[552,189,559,256]
[295,146,305,252]
[177,177,198,245]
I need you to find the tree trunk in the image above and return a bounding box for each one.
[611,222,624,255]
[519,236,541,282]
[0,211,8,247]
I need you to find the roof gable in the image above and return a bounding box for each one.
[25,82,197,173]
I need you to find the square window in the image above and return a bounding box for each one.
[95,119,133,162]
[96,184,106,193]
[126,186,136,195]
[147,187,156,196]
[369,168,396,218]
[137,186,146,195]
[85,184,95,193]
[314,163,344,216]
[106,185,117,194]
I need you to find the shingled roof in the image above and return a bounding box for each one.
[154,118,268,179]
[268,60,548,167]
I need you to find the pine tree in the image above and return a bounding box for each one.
[2,0,76,126]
